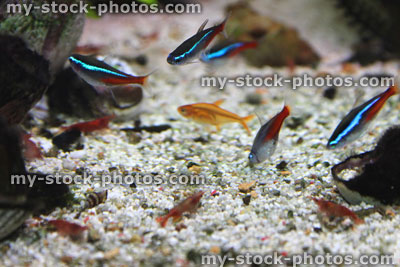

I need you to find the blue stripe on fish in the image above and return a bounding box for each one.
[69,56,128,78]
[201,43,243,61]
[328,98,379,147]
[170,30,213,63]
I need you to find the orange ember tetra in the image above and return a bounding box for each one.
[177,100,254,135]
[156,191,205,227]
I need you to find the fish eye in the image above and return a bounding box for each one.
[248,153,258,164]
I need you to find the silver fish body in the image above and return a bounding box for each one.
[249,106,290,164]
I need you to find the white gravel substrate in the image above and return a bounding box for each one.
[2,6,400,267]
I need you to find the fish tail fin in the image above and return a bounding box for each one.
[138,68,158,97]
[281,105,290,118]
[229,41,259,57]
[241,114,255,135]
[245,41,259,49]
[388,83,399,96]
[141,68,158,86]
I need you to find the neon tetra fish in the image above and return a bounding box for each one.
[69,54,150,88]
[167,15,229,65]
[327,85,397,149]
[200,41,258,63]
[69,54,152,108]
[249,105,290,164]
[156,191,204,227]
[177,100,255,135]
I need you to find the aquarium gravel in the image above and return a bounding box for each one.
[1,3,400,267]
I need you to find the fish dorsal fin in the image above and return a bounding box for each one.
[220,12,231,38]
[100,55,111,63]
[222,30,228,39]
[197,19,209,33]
[254,110,266,125]
[281,101,289,113]
[352,88,365,108]
[213,99,224,106]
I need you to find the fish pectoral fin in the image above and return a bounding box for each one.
[213,99,225,106]
[199,113,216,123]
[197,19,209,33]
[222,29,228,39]
[215,124,221,131]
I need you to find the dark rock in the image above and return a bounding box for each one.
[296,137,304,145]
[186,249,203,264]
[0,117,69,240]
[336,0,400,61]
[287,210,294,218]
[286,115,311,130]
[332,125,400,205]
[0,35,50,124]
[0,118,27,195]
[133,54,148,66]
[37,128,53,139]
[245,93,263,105]
[242,195,251,205]
[276,160,288,170]
[52,129,82,152]
[193,136,209,144]
[0,0,85,75]
[225,2,319,68]
[270,189,280,197]
[313,227,323,233]
[0,1,84,123]
[121,124,171,133]
[187,162,200,168]
[323,87,337,100]
[47,67,106,118]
